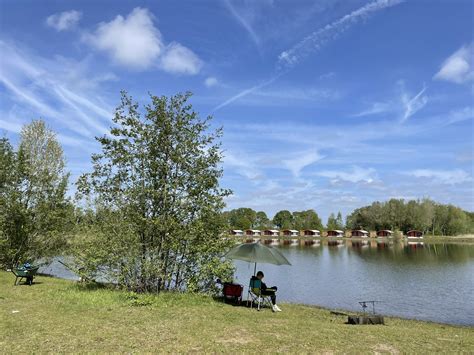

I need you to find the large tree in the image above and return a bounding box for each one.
[74,91,233,293]
[0,121,72,268]
[273,210,293,229]
[293,209,323,230]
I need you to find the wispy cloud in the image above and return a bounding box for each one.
[223,0,260,47]
[434,43,474,84]
[352,81,429,121]
[400,84,428,122]
[317,166,378,184]
[283,150,324,177]
[46,10,82,31]
[408,169,471,185]
[0,40,112,138]
[277,0,404,69]
[352,101,393,117]
[212,75,279,111]
[204,76,219,88]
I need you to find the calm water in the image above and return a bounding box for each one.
[40,241,474,326]
[233,241,474,326]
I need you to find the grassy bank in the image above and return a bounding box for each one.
[1,272,472,353]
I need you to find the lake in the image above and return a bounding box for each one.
[233,240,474,326]
[39,240,474,326]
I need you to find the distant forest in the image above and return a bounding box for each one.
[223,199,474,236]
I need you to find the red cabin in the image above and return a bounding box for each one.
[376,230,393,237]
[327,230,344,237]
[407,230,423,238]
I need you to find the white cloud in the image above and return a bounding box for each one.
[84,7,202,74]
[46,10,82,31]
[205,77,219,88]
[160,43,203,75]
[400,85,428,122]
[282,150,324,177]
[278,0,404,68]
[408,169,471,185]
[84,8,163,70]
[434,43,474,84]
[317,166,378,184]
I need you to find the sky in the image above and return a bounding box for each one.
[0,0,473,222]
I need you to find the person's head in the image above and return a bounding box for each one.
[256,271,264,280]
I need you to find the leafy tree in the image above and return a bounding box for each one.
[225,208,257,229]
[335,212,344,229]
[327,213,337,230]
[74,91,233,293]
[273,210,293,229]
[255,211,270,229]
[0,121,73,268]
[292,209,322,230]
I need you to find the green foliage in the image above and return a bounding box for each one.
[0,121,73,268]
[273,210,293,229]
[346,198,472,235]
[292,209,323,230]
[73,91,233,293]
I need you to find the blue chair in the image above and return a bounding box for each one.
[247,278,273,311]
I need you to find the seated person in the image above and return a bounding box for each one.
[251,271,282,312]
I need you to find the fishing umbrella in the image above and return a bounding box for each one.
[224,242,291,275]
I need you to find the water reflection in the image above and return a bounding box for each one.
[233,242,474,326]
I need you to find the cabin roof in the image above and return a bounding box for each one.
[264,229,279,233]
[304,229,320,232]
[231,229,243,233]
[377,229,393,233]
[352,229,368,233]
[246,229,261,232]
[328,229,344,233]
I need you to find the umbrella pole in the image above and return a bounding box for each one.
[253,262,257,276]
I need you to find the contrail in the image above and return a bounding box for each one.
[277,0,404,69]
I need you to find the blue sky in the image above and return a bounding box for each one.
[0,0,472,222]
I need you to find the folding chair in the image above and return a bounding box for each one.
[247,278,273,311]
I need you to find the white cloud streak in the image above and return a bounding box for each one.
[408,169,471,185]
[212,75,279,111]
[223,0,260,47]
[283,150,325,177]
[278,0,404,68]
[317,166,378,184]
[400,85,428,122]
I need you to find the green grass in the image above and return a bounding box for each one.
[1,272,473,353]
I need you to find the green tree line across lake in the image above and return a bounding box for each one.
[223,202,474,236]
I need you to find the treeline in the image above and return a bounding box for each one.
[346,199,474,236]
[224,200,474,236]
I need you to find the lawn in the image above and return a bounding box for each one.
[0,271,472,353]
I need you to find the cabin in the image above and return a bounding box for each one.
[351,229,369,237]
[282,229,299,237]
[327,230,344,237]
[407,230,423,238]
[303,229,320,237]
[229,229,244,236]
[245,229,261,236]
[263,229,279,236]
[376,230,393,237]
